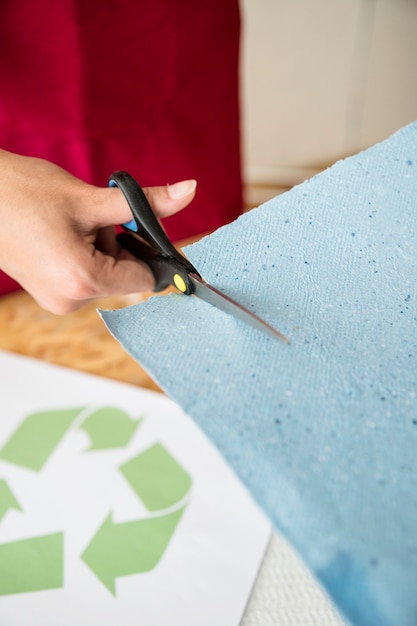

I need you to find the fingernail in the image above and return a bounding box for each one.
[167,179,197,199]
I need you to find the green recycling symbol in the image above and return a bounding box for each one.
[0,406,192,596]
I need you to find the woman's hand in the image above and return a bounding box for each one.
[0,150,196,313]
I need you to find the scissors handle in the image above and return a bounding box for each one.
[109,171,200,294]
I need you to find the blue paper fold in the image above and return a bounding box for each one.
[100,122,417,626]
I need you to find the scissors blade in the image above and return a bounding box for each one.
[188,274,290,344]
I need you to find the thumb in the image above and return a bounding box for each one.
[145,179,197,218]
[95,179,197,227]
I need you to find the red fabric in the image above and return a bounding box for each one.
[0,0,242,295]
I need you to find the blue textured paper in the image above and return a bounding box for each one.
[100,122,417,626]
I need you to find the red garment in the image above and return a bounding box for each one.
[0,0,242,295]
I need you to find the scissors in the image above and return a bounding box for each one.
[109,171,289,343]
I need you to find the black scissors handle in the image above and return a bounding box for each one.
[109,171,201,294]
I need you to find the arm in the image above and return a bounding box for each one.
[0,150,196,314]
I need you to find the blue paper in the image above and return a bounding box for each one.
[100,122,417,626]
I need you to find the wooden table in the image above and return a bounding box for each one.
[0,289,162,391]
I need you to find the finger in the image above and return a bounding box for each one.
[83,249,156,300]
[144,179,197,218]
[38,251,156,315]
[94,179,197,228]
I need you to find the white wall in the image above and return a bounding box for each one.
[241,0,417,187]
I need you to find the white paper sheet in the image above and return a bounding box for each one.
[0,350,270,626]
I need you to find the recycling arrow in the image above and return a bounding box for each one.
[81,506,186,594]
[0,533,63,595]
[0,479,22,521]
[0,408,82,471]
[120,443,192,511]
[79,407,141,450]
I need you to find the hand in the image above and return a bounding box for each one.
[0,150,196,314]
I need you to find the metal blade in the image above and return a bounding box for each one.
[189,274,290,344]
